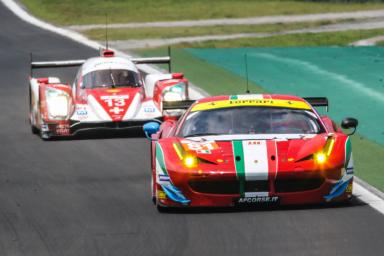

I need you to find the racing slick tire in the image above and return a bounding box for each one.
[156,204,167,213]
[31,124,39,134]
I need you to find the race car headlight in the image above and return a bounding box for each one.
[315,153,327,164]
[163,91,183,102]
[183,155,198,168]
[45,87,70,119]
[162,83,185,102]
[314,137,335,165]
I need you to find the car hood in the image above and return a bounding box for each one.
[167,133,345,175]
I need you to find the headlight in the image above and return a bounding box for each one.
[314,137,335,165]
[45,87,70,119]
[315,153,327,164]
[162,83,185,102]
[183,155,198,168]
[163,91,183,102]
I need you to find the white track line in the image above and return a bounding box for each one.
[0,0,207,99]
[67,10,384,30]
[2,0,383,215]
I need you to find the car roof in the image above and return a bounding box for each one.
[81,56,138,75]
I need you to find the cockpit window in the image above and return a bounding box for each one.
[82,69,140,89]
[179,107,325,137]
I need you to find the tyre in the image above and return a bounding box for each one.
[31,124,39,134]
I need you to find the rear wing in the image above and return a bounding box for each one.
[304,97,329,112]
[163,100,195,110]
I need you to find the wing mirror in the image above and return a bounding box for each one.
[143,122,160,140]
[341,117,358,135]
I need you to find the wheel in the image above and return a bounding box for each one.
[151,175,156,205]
[156,203,168,213]
[40,130,51,140]
[31,124,39,134]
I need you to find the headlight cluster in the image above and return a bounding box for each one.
[183,155,198,168]
[314,137,335,165]
[162,83,186,102]
[45,87,70,120]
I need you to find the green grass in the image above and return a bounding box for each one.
[136,47,384,191]
[85,20,348,41]
[351,135,384,191]
[20,0,384,26]
[157,29,384,48]
[137,48,267,95]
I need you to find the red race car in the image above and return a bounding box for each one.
[143,94,358,210]
[29,49,189,139]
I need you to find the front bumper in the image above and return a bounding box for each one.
[41,119,161,138]
[156,169,353,208]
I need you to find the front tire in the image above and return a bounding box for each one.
[31,124,39,134]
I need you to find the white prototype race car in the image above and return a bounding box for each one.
[29,49,191,139]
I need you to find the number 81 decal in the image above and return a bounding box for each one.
[181,141,218,154]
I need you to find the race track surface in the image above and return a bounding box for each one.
[0,2,383,256]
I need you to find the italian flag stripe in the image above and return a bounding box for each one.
[345,137,351,169]
[156,142,168,176]
[232,140,245,197]
[242,140,269,181]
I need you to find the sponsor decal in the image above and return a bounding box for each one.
[159,174,170,182]
[157,190,167,200]
[191,99,311,112]
[180,141,218,153]
[100,95,129,116]
[76,106,88,120]
[346,183,353,193]
[236,196,279,204]
[56,124,70,135]
[144,107,155,113]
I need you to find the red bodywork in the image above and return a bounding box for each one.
[150,94,354,208]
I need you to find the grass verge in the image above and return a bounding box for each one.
[85,20,350,41]
[154,29,384,48]
[20,0,384,26]
[136,47,384,192]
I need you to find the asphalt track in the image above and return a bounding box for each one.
[0,2,383,256]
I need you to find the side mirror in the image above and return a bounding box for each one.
[341,117,358,135]
[143,122,160,140]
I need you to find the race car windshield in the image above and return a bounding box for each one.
[82,69,140,89]
[179,107,325,137]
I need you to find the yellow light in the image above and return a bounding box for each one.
[183,155,198,168]
[315,153,327,164]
